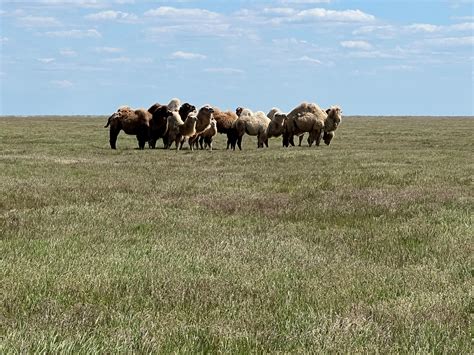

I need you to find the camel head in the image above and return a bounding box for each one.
[325,106,342,131]
[104,106,131,128]
[323,131,335,145]
[167,98,181,112]
[180,102,196,116]
[199,105,214,116]
[159,105,173,116]
[273,112,287,125]
[187,113,198,123]
[267,107,281,120]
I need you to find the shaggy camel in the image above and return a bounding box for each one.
[212,108,238,149]
[232,108,271,149]
[282,103,342,147]
[104,106,151,149]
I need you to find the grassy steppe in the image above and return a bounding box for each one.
[0,115,472,353]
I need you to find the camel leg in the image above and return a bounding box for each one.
[262,135,268,148]
[229,136,236,150]
[188,136,197,150]
[109,128,120,149]
[227,132,237,150]
[289,135,295,147]
[177,137,184,151]
[137,134,147,150]
[137,126,150,150]
[148,138,157,149]
[315,129,322,146]
[308,130,317,147]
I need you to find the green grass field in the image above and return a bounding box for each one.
[0,115,472,353]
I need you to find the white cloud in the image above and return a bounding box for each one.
[104,56,131,63]
[146,25,179,34]
[448,0,474,9]
[348,50,403,59]
[232,8,266,22]
[293,8,375,22]
[136,57,154,64]
[203,67,245,74]
[143,6,245,39]
[38,0,102,6]
[279,0,331,3]
[66,64,111,72]
[266,7,376,25]
[37,58,56,63]
[145,22,239,39]
[424,36,474,46]
[383,64,415,71]
[171,51,206,60]
[355,22,474,40]
[85,10,138,21]
[95,46,123,53]
[406,23,440,33]
[340,40,373,50]
[352,25,397,39]
[50,80,73,88]
[144,7,220,21]
[351,69,377,76]
[0,37,8,43]
[37,0,135,7]
[45,29,101,38]
[272,38,310,47]
[60,49,77,57]
[449,22,474,31]
[233,8,252,17]
[451,16,474,21]
[143,6,265,40]
[263,8,296,16]
[101,56,152,64]
[17,15,61,27]
[298,55,322,64]
[407,22,474,34]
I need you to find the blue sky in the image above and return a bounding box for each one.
[1,0,473,115]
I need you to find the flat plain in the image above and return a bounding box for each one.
[0,115,472,353]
